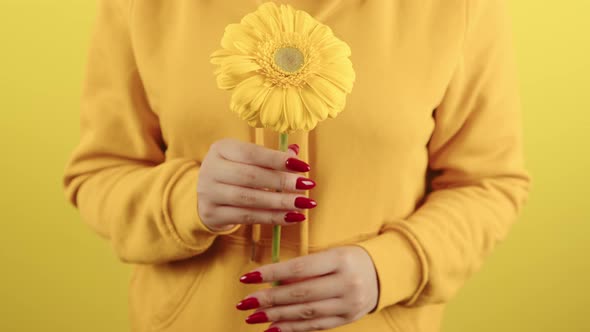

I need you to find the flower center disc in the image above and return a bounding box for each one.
[274,47,304,73]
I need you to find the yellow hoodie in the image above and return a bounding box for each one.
[62,0,530,331]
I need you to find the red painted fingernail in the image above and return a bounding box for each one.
[265,327,281,332]
[236,297,260,310]
[296,177,316,190]
[246,311,269,324]
[284,211,306,223]
[285,158,310,172]
[288,144,299,155]
[294,197,317,209]
[240,271,263,284]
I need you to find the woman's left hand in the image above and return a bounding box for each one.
[236,246,379,332]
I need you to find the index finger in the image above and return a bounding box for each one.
[212,138,310,173]
[239,251,339,284]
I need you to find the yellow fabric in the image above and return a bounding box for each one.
[62,0,531,331]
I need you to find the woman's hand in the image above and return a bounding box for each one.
[236,246,379,332]
[197,138,317,232]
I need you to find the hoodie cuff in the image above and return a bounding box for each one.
[352,227,427,313]
[168,163,241,252]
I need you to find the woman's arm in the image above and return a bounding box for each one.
[354,0,532,312]
[62,0,239,264]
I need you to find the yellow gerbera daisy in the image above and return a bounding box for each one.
[210,2,355,133]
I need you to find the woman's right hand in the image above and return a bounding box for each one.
[197,138,317,232]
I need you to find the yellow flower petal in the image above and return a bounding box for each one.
[250,83,273,114]
[278,88,291,133]
[231,75,265,115]
[216,74,239,90]
[260,87,284,129]
[294,10,316,36]
[286,87,304,131]
[221,24,259,54]
[309,25,333,45]
[300,85,329,122]
[306,74,346,110]
[210,48,236,65]
[317,60,355,93]
[320,40,352,62]
[220,60,260,78]
[256,2,282,34]
[279,4,295,33]
[240,12,270,34]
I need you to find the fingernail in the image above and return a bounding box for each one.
[246,311,269,324]
[296,177,316,190]
[285,158,310,172]
[265,327,282,332]
[240,271,263,284]
[236,297,260,310]
[288,144,299,155]
[294,197,317,209]
[284,211,306,223]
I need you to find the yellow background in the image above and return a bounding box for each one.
[1,1,588,331]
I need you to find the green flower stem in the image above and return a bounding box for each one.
[272,132,289,287]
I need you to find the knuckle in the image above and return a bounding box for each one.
[289,260,306,276]
[212,138,230,152]
[298,304,316,320]
[267,267,279,282]
[278,173,289,191]
[234,189,257,205]
[241,212,256,224]
[239,168,258,183]
[335,250,355,268]
[281,194,294,209]
[199,206,215,221]
[342,311,356,321]
[242,146,257,163]
[210,140,221,152]
[349,297,365,312]
[347,277,364,291]
[289,286,311,301]
[268,309,283,322]
[270,212,283,225]
[343,312,360,323]
[308,322,325,331]
[261,290,276,307]
[196,177,212,194]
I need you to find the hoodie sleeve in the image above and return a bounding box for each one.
[62,0,240,264]
[354,0,531,312]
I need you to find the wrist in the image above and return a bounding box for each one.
[352,230,423,312]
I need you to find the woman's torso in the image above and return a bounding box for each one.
[128,0,463,331]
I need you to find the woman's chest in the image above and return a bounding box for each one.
[130,0,465,158]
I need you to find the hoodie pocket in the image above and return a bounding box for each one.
[380,306,404,332]
[128,255,210,332]
[147,240,257,332]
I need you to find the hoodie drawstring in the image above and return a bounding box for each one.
[251,127,309,262]
[250,128,263,261]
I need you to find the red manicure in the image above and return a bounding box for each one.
[294,197,317,209]
[265,328,282,332]
[246,311,269,324]
[288,144,299,155]
[240,271,263,284]
[284,211,306,223]
[236,297,260,310]
[296,177,316,190]
[285,158,310,172]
